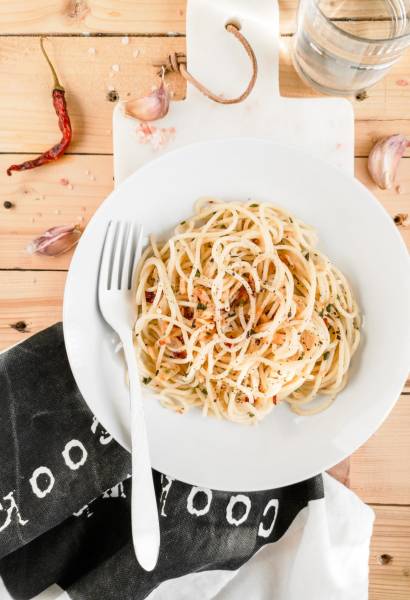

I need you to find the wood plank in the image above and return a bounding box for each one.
[355,121,410,158]
[0,154,113,270]
[0,0,186,34]
[0,271,66,350]
[0,155,408,271]
[2,37,410,155]
[0,36,185,154]
[369,505,410,600]
[351,395,410,505]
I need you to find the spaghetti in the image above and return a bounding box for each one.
[134,199,360,423]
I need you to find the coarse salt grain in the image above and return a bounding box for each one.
[111,64,120,72]
[88,47,96,55]
[121,36,129,45]
[133,49,140,58]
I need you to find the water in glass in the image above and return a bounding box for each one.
[293,0,410,95]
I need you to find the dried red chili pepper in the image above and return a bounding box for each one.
[7,38,72,176]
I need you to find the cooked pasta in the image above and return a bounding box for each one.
[134,199,360,423]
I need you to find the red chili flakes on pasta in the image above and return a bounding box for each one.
[145,291,155,303]
[173,350,187,359]
[272,395,277,405]
[183,307,194,320]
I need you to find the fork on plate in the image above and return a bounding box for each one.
[98,220,160,571]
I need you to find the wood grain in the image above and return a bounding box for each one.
[0,155,408,271]
[0,270,66,349]
[0,0,186,34]
[370,506,410,600]
[2,37,410,155]
[351,396,410,505]
[0,154,113,270]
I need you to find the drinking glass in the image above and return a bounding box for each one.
[292,0,410,95]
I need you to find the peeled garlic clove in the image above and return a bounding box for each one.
[27,224,82,256]
[368,134,409,190]
[123,77,169,122]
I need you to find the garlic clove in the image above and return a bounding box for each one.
[27,224,82,256]
[368,134,409,190]
[123,75,169,122]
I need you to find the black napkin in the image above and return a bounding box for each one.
[0,324,324,600]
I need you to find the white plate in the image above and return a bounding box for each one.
[63,138,410,491]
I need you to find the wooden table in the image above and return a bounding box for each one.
[0,1,409,597]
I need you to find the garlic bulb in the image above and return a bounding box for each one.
[368,134,409,190]
[123,72,169,122]
[27,224,81,256]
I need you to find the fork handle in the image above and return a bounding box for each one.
[122,335,160,571]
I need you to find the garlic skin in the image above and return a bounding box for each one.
[123,76,169,122]
[368,134,409,190]
[27,225,82,256]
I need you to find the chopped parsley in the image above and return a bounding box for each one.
[305,252,310,260]
[228,312,236,317]
[180,220,186,225]
[289,217,293,223]
[246,328,256,338]
[250,203,258,207]
[220,224,227,229]
[319,309,324,317]
[155,370,159,376]
[197,302,207,310]
[288,310,292,318]
[323,351,330,360]
[201,388,208,395]
[195,269,200,277]
[142,377,152,385]
[326,303,335,313]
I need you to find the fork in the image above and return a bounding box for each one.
[98,220,160,571]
